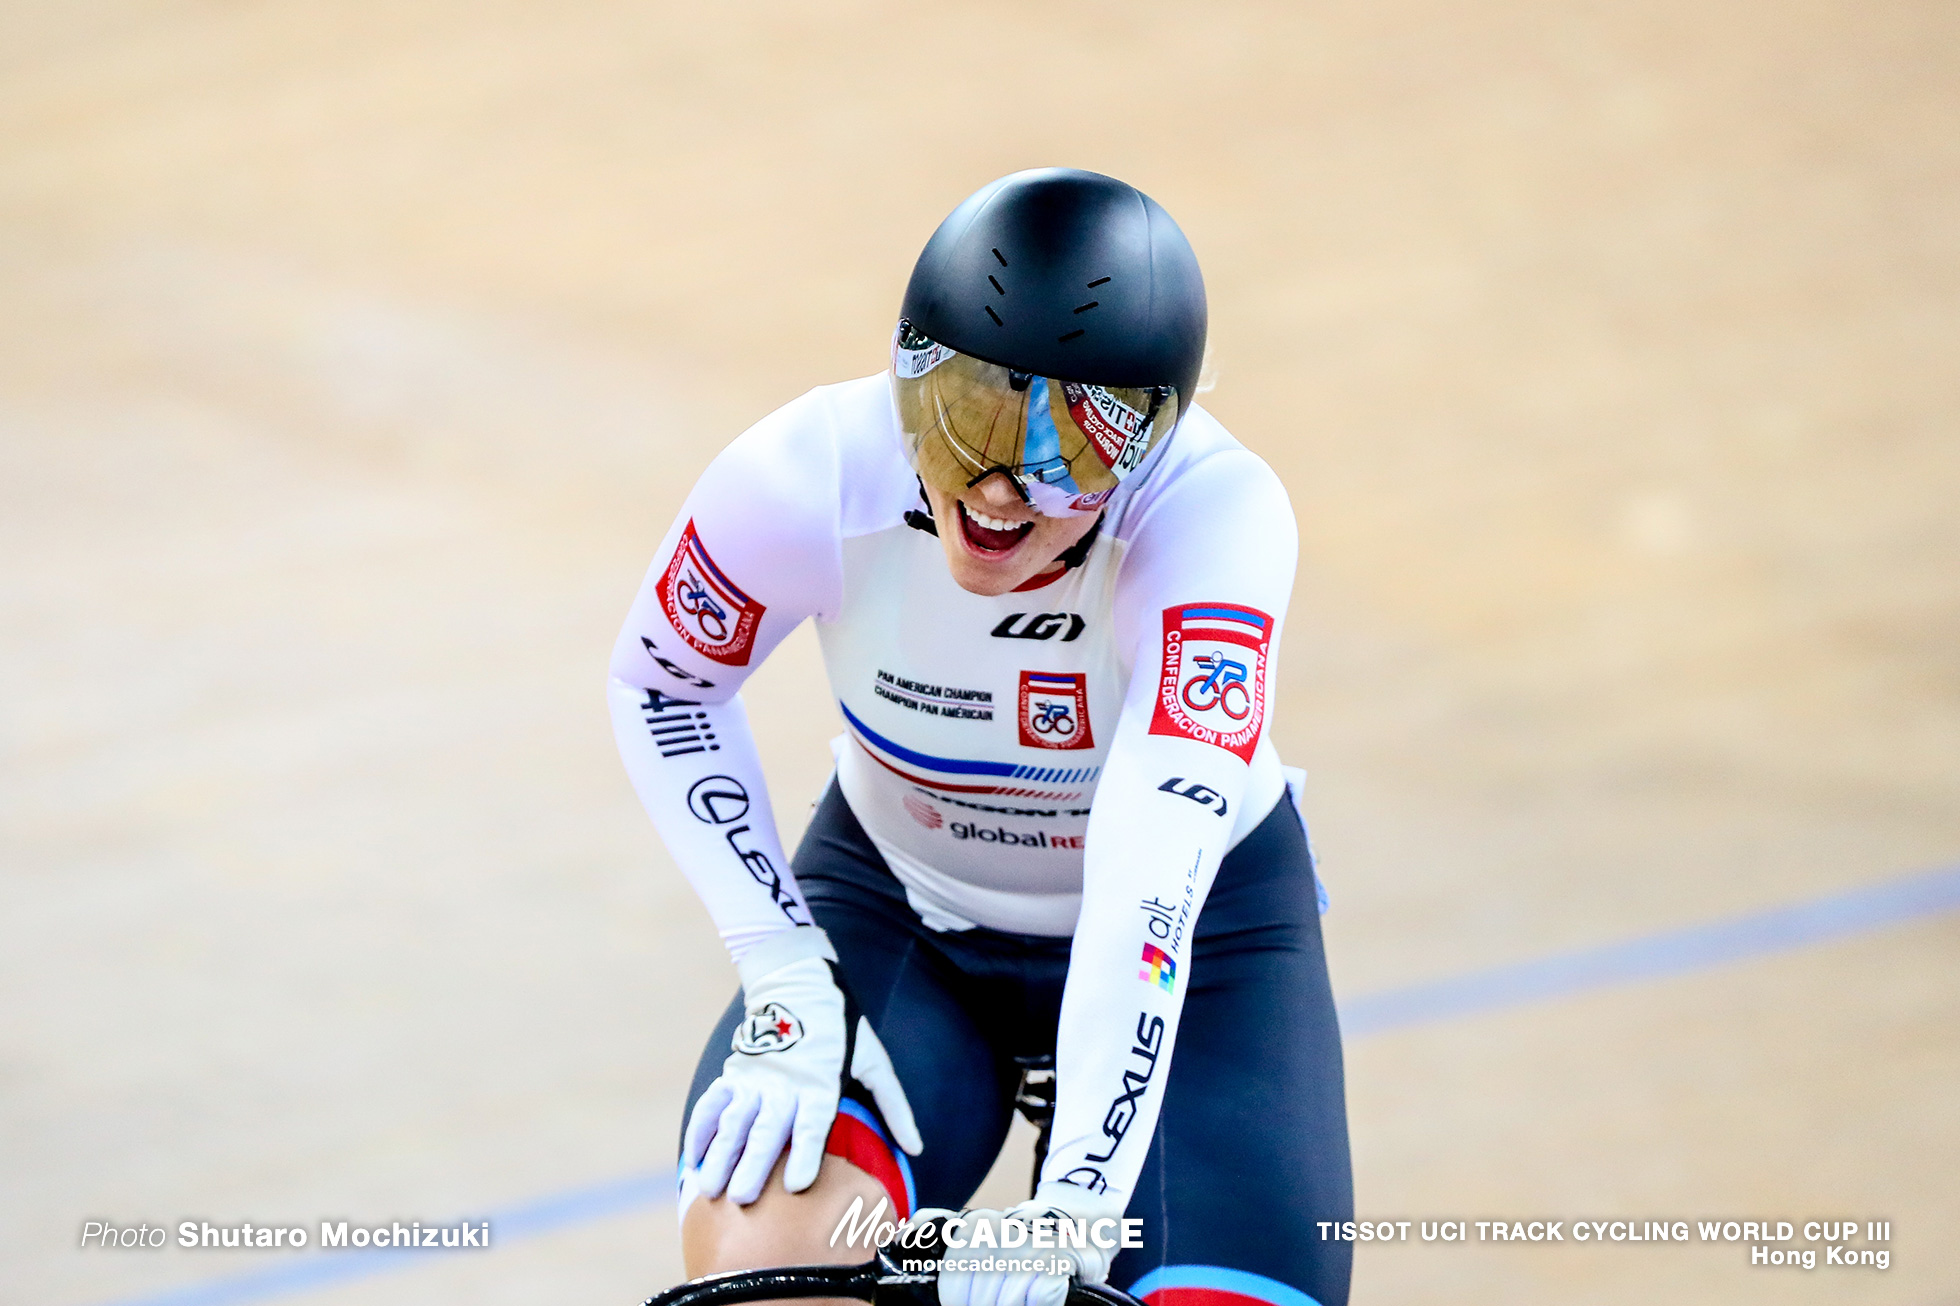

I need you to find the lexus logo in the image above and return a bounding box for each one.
[686,775,751,825]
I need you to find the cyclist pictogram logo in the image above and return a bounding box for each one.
[1180,651,1253,720]
[1149,603,1272,761]
[657,520,767,666]
[676,573,729,641]
[1018,671,1093,751]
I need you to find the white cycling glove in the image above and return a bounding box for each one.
[934,1183,1131,1306]
[683,926,922,1206]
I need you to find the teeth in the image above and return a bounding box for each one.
[966,507,1027,533]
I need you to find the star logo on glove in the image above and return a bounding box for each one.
[733,1002,805,1055]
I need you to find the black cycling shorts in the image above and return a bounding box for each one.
[685,782,1354,1306]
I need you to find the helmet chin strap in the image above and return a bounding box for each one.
[903,477,939,537]
[904,478,1103,572]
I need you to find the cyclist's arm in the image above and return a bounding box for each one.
[1040,446,1299,1207]
[607,390,846,961]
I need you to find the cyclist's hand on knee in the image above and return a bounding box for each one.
[683,927,921,1206]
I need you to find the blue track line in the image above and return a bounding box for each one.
[88,861,1960,1306]
[1338,861,1960,1036]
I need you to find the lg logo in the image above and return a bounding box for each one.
[991,612,1087,642]
[642,635,715,689]
[1158,776,1228,817]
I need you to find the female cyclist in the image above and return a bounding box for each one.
[608,168,1353,1306]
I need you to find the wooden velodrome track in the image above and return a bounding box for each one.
[3,3,1955,1304]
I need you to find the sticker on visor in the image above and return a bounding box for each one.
[1019,378,1080,492]
[894,335,959,380]
[1062,383,1155,474]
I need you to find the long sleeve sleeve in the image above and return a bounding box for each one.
[606,390,846,962]
[1039,447,1299,1205]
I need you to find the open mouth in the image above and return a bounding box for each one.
[957,501,1035,555]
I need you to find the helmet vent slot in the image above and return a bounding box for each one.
[992,248,1009,267]
[988,275,1006,295]
[1086,276,1111,288]
[986,306,1003,326]
[1057,329,1085,343]
[1072,301,1099,314]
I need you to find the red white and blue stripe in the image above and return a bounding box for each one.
[826,1098,917,1219]
[840,701,1100,797]
[1176,605,1270,645]
[684,525,755,609]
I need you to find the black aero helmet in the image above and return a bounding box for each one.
[892,168,1208,517]
[902,168,1207,404]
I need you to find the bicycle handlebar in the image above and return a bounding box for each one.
[642,1261,880,1306]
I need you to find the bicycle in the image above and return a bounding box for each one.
[637,1060,1146,1306]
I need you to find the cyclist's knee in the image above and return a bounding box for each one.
[681,1151,887,1277]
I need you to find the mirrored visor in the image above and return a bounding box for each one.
[890,320,1178,518]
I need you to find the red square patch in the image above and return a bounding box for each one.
[1147,604,1272,762]
[657,520,766,666]
[1018,671,1093,750]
